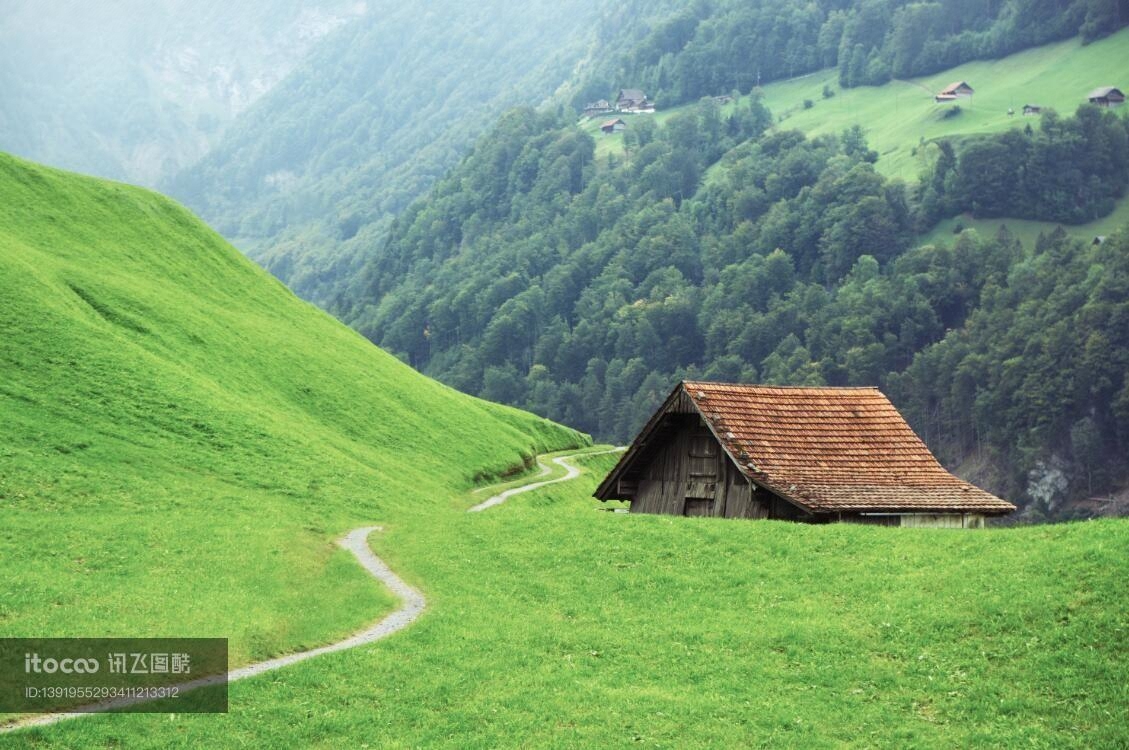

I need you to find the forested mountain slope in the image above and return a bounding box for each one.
[0,150,581,665]
[0,0,365,185]
[336,87,1129,518]
[164,0,1126,305]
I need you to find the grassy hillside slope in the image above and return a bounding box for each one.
[25,452,1129,748]
[2,153,1124,747]
[0,151,585,665]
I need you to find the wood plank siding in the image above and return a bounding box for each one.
[630,415,768,518]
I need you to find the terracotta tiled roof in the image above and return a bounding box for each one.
[666,381,1012,514]
[940,81,972,95]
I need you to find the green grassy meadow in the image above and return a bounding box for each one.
[16,451,1128,748]
[758,27,1129,182]
[0,150,585,668]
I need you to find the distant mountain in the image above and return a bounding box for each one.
[0,0,366,186]
[167,0,1125,307]
[163,0,643,305]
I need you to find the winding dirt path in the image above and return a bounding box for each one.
[3,447,621,734]
[467,447,625,512]
[1,526,423,734]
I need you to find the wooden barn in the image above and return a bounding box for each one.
[615,89,653,112]
[583,99,613,118]
[935,81,974,103]
[595,381,1015,527]
[600,118,627,134]
[1088,86,1125,107]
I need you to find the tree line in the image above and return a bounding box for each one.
[572,0,1127,110]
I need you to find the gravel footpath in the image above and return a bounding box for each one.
[1,526,423,734]
[467,447,625,512]
[3,447,621,733]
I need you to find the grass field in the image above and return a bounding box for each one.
[17,451,1128,748]
[0,150,585,669]
[758,27,1129,182]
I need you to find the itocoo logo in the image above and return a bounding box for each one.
[24,653,100,674]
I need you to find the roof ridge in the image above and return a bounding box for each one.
[682,380,882,392]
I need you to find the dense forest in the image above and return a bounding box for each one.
[160,0,1127,307]
[915,105,1129,227]
[572,0,1129,110]
[336,99,1129,516]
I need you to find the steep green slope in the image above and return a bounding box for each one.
[0,151,584,664]
[23,452,1129,748]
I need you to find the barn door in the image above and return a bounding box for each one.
[684,428,718,516]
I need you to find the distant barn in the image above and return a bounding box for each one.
[935,81,974,103]
[1088,86,1125,107]
[615,89,653,112]
[583,99,613,118]
[600,118,627,134]
[1022,103,1043,116]
[595,381,1015,527]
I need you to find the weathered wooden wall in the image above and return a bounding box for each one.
[899,513,985,528]
[841,513,986,527]
[630,415,769,519]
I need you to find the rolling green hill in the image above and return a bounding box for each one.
[0,150,585,666]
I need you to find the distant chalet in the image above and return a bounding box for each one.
[935,81,974,103]
[583,99,613,118]
[1087,86,1125,107]
[595,381,1015,527]
[615,88,654,113]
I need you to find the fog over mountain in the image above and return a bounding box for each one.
[0,0,367,185]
